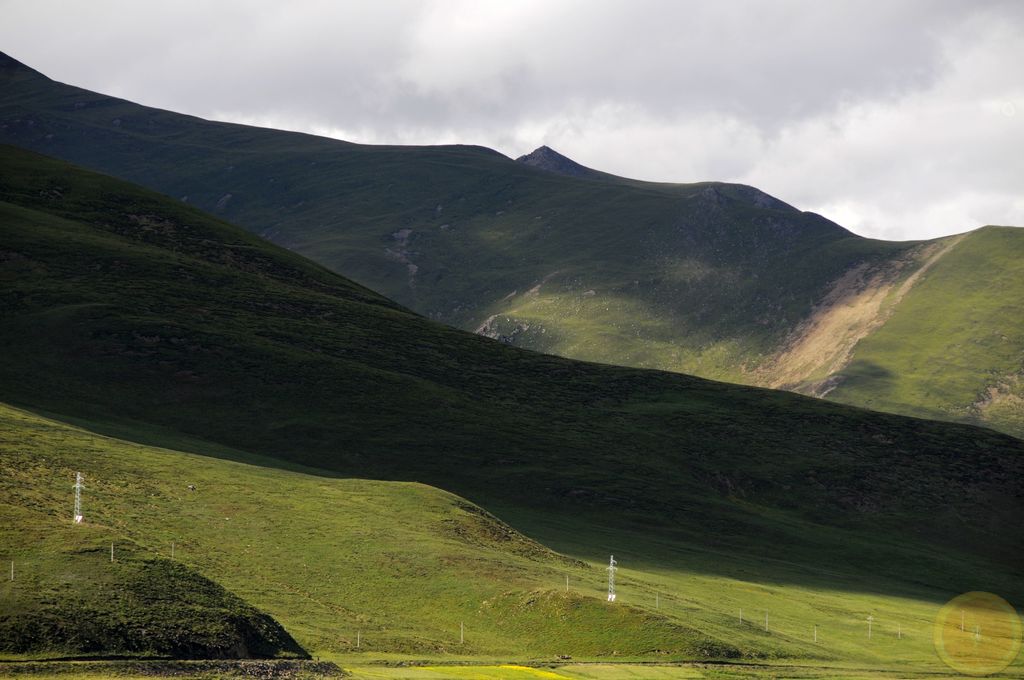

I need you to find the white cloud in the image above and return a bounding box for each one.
[1,0,1021,239]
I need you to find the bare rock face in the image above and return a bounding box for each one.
[515,145,603,179]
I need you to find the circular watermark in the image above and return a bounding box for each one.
[1001,101,1017,117]
[933,591,1022,676]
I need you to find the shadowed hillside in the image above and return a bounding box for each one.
[5,50,1020,438]
[1,144,1022,587]
[9,53,1021,434]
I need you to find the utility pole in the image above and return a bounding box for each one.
[765,612,769,632]
[171,542,175,559]
[739,608,743,624]
[565,574,569,592]
[867,615,874,639]
[606,555,617,602]
[110,542,114,562]
[814,624,818,643]
[655,592,659,609]
[73,472,84,524]
[357,631,361,648]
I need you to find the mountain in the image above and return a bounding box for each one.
[7,52,1019,439]
[2,144,1023,670]
[2,142,1022,563]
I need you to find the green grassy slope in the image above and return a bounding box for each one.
[3,402,1020,676]
[0,494,304,659]
[1,143,1022,587]
[0,50,912,384]
[829,226,1024,435]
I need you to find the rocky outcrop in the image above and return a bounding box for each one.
[515,145,604,179]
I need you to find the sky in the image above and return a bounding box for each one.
[2,0,1022,241]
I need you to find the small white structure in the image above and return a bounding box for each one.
[607,555,617,602]
[73,472,84,524]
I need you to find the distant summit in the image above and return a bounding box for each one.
[515,145,604,179]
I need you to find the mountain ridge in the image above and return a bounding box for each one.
[2,143,1021,561]
[1,51,1021,438]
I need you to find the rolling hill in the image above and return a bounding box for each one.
[0,145,1022,677]
[1,143,1022,582]
[5,400,1020,678]
[1,51,1020,440]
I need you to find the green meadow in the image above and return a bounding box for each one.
[2,403,1021,678]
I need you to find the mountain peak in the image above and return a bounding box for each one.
[515,145,602,179]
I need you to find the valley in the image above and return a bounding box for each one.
[0,143,1021,677]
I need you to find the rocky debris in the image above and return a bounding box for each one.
[392,228,412,246]
[385,229,418,286]
[697,184,796,212]
[215,193,233,211]
[807,374,845,398]
[474,315,538,344]
[698,186,724,206]
[730,184,796,211]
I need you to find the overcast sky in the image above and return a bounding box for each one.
[2,0,1022,240]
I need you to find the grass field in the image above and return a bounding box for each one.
[2,401,1022,678]
[344,660,1024,679]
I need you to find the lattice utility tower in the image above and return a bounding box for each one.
[607,555,617,602]
[73,472,83,524]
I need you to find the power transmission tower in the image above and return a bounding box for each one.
[73,472,84,524]
[607,555,617,602]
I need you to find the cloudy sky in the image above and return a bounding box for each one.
[2,0,1021,240]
